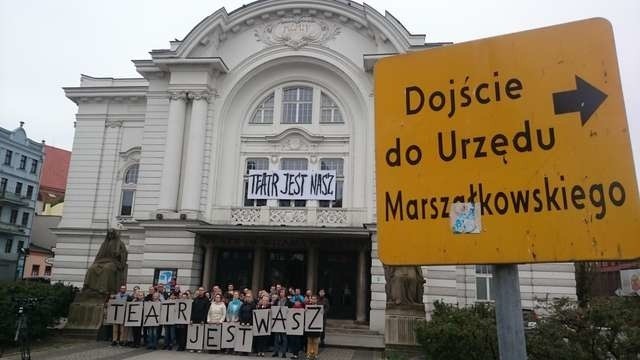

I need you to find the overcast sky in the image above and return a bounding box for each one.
[0,0,638,182]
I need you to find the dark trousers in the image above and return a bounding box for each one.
[273,332,287,354]
[255,335,270,353]
[287,335,303,355]
[131,326,142,346]
[176,325,187,350]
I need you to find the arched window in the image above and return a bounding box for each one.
[320,93,343,123]
[250,93,275,124]
[120,164,138,216]
[282,86,313,124]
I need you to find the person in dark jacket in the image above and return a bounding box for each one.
[190,287,210,353]
[238,292,256,356]
[274,289,292,358]
[175,292,190,351]
[254,294,272,357]
[191,287,210,323]
[238,292,256,325]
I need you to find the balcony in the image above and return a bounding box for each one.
[212,207,369,227]
[0,221,26,236]
[0,191,29,206]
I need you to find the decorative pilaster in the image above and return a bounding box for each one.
[306,246,318,293]
[251,247,265,294]
[179,90,210,214]
[202,242,214,289]
[356,247,368,323]
[158,91,187,212]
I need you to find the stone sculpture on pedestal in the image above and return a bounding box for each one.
[66,229,128,332]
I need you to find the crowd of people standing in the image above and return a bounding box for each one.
[107,280,330,360]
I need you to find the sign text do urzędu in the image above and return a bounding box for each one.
[374,18,640,265]
[247,170,336,200]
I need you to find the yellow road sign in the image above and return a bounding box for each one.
[375,18,640,265]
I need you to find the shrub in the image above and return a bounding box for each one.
[415,301,498,360]
[527,296,640,360]
[0,281,77,351]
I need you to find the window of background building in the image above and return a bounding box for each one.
[21,212,29,227]
[17,240,23,251]
[243,158,269,207]
[4,238,12,253]
[30,159,38,174]
[120,164,139,216]
[19,155,27,170]
[26,185,33,200]
[0,206,3,218]
[4,150,12,166]
[31,264,40,277]
[44,266,52,276]
[10,209,18,224]
[476,265,496,302]
[250,93,275,124]
[282,87,313,124]
[319,158,344,208]
[0,178,7,193]
[279,158,308,207]
[15,182,22,195]
[320,93,343,123]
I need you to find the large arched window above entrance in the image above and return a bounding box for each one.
[120,164,138,216]
[247,84,345,126]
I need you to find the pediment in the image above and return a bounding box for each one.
[171,0,426,58]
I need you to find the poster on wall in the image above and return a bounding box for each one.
[246,170,336,200]
[620,268,640,295]
[154,268,177,285]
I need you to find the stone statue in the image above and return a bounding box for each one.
[384,265,425,305]
[82,228,128,297]
[66,229,128,330]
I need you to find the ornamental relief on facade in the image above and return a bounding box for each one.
[255,16,341,50]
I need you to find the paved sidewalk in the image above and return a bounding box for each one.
[4,341,383,360]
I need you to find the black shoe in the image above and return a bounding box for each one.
[282,355,287,358]
[111,341,117,346]
[273,354,280,358]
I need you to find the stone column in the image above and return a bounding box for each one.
[179,90,210,214]
[202,243,214,289]
[356,247,368,323]
[158,91,187,212]
[251,247,265,294]
[306,246,318,292]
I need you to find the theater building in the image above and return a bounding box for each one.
[53,0,576,333]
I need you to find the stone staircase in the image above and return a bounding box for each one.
[324,320,385,349]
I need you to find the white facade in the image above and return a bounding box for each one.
[53,0,576,333]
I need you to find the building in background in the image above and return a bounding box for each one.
[53,0,577,335]
[23,214,60,280]
[23,145,70,279]
[37,145,71,216]
[0,122,43,280]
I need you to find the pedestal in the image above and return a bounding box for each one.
[384,304,426,354]
[64,290,107,338]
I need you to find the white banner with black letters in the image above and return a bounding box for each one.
[247,170,336,200]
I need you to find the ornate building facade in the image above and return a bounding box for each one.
[53,0,576,333]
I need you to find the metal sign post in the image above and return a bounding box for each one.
[494,264,526,359]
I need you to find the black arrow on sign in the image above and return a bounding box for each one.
[552,75,607,126]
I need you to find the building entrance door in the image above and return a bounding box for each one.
[215,249,253,289]
[264,250,306,290]
[317,251,357,319]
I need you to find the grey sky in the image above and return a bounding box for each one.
[0,0,638,183]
